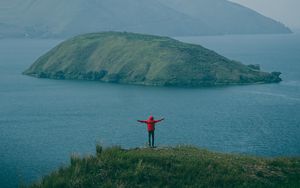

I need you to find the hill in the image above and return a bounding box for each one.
[23,32,282,87]
[158,0,292,35]
[0,0,291,38]
[26,145,300,188]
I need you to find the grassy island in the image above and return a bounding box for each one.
[24,32,281,87]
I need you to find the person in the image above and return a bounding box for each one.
[137,116,164,147]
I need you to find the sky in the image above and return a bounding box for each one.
[229,0,300,29]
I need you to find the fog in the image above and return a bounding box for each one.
[229,0,300,29]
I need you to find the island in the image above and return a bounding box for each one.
[24,32,281,87]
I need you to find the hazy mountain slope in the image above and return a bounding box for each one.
[24,32,281,87]
[0,23,25,38]
[0,0,291,38]
[57,0,209,37]
[0,0,207,38]
[158,0,291,35]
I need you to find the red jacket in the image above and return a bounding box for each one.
[138,116,164,131]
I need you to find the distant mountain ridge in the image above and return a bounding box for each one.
[0,0,291,38]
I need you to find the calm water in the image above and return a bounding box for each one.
[1,34,300,187]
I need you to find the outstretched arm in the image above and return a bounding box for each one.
[137,120,147,123]
[154,118,165,123]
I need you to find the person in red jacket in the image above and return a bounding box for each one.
[137,116,164,147]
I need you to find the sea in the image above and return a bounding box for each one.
[0,33,299,188]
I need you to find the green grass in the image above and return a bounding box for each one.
[26,145,300,188]
[23,32,281,87]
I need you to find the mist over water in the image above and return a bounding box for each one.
[0,33,300,188]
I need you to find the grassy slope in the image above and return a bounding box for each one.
[28,146,300,188]
[24,32,281,87]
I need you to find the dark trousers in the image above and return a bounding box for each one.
[148,130,155,147]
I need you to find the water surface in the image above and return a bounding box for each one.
[1,34,300,187]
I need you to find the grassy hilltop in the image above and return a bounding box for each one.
[24,32,281,87]
[27,146,300,188]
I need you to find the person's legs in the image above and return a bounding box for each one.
[148,131,155,147]
[152,131,155,147]
[148,131,151,146]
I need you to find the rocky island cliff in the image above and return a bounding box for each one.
[24,32,281,87]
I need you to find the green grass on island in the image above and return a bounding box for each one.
[26,145,300,188]
[24,32,282,87]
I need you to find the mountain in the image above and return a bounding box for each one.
[158,0,292,35]
[0,0,291,38]
[23,32,281,87]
